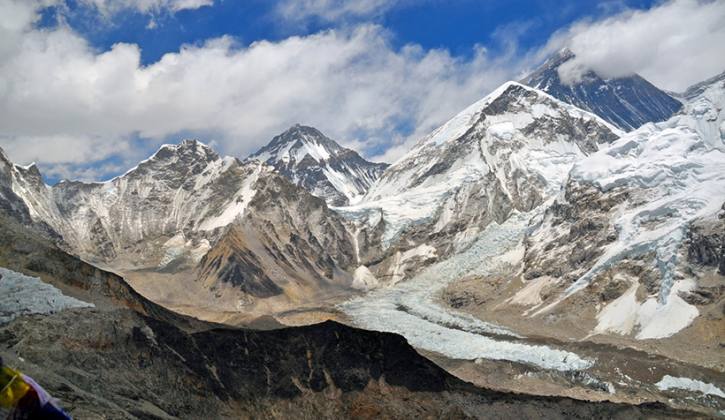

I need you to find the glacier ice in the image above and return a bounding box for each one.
[339,213,593,371]
[0,267,94,325]
[656,375,725,399]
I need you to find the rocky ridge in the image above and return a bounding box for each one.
[517,70,725,340]
[0,211,692,419]
[1,140,356,315]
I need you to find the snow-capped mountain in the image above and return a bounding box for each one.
[522,49,683,131]
[249,125,388,206]
[520,69,725,340]
[1,139,355,312]
[8,139,262,264]
[0,149,37,226]
[338,81,622,286]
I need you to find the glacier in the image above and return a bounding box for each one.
[0,267,94,325]
[339,212,593,371]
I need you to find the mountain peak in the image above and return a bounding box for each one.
[105,139,224,183]
[412,81,579,150]
[149,138,220,164]
[249,126,388,206]
[542,47,574,69]
[251,125,342,165]
[285,123,322,136]
[258,124,342,162]
[157,138,216,156]
[0,146,10,166]
[521,50,682,131]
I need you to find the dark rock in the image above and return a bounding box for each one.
[522,49,682,131]
[686,216,725,275]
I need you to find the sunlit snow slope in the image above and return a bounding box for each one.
[335,81,621,288]
[524,71,725,339]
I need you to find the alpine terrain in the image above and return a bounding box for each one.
[1,140,357,323]
[249,125,388,206]
[522,49,683,131]
[1,49,723,420]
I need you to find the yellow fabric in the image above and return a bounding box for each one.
[0,366,31,408]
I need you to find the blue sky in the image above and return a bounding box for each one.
[56,0,658,65]
[1,0,723,183]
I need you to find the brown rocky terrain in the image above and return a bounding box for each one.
[0,210,700,419]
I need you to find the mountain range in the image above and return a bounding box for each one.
[1,53,724,417]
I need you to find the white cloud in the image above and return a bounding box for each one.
[0,0,521,178]
[2,0,722,181]
[78,0,213,15]
[276,0,400,23]
[547,0,725,91]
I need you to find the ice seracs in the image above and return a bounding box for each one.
[0,267,94,324]
[522,70,725,339]
[340,212,594,372]
[656,375,725,399]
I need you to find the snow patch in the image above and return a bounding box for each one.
[656,375,725,398]
[592,277,698,339]
[199,162,262,231]
[635,280,699,339]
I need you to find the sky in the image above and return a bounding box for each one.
[1,0,724,183]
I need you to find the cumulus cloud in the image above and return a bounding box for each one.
[0,0,521,179]
[548,0,725,91]
[3,0,721,182]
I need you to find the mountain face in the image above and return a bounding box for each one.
[1,140,355,316]
[7,139,259,265]
[0,150,36,226]
[518,69,725,340]
[196,173,356,307]
[1,211,686,418]
[249,125,388,206]
[340,82,621,287]
[1,72,723,417]
[522,49,683,131]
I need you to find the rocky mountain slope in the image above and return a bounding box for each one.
[522,49,683,131]
[519,70,725,340]
[1,71,723,417]
[0,213,691,419]
[249,125,388,206]
[338,81,621,287]
[0,140,356,318]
